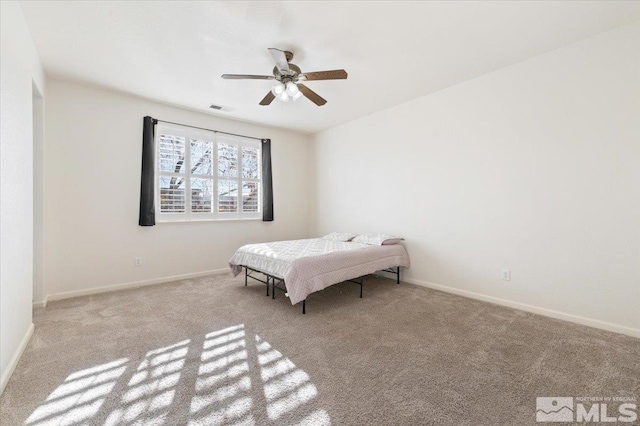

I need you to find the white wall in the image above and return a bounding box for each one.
[43,79,313,299]
[0,2,46,393]
[312,22,640,335]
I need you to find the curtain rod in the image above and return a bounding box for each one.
[152,118,265,141]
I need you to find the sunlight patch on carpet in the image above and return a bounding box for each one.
[26,358,128,426]
[25,325,330,425]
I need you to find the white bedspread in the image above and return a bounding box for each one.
[229,238,410,305]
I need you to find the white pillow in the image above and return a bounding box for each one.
[352,234,404,245]
[321,232,358,242]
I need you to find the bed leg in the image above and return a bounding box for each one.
[397,267,400,284]
[302,300,306,314]
[360,277,363,298]
[244,267,248,286]
[272,279,276,299]
[266,276,270,296]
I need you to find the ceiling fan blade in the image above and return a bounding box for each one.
[221,74,274,80]
[268,48,290,72]
[299,69,348,81]
[297,83,327,106]
[259,91,276,106]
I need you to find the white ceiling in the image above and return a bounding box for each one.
[20,1,640,134]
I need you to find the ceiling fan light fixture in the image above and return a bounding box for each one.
[279,91,290,102]
[271,82,285,96]
[285,81,299,96]
[292,91,303,101]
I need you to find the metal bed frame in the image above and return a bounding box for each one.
[243,265,401,314]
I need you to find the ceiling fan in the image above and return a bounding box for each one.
[221,48,348,106]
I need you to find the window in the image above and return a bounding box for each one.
[155,124,261,222]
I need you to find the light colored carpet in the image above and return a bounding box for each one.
[0,273,638,425]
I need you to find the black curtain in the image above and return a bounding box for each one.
[139,116,156,226]
[262,139,274,221]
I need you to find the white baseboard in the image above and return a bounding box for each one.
[44,268,230,304]
[394,275,639,339]
[32,299,47,309]
[0,323,34,395]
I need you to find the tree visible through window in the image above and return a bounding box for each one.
[155,125,261,221]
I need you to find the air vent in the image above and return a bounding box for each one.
[209,104,234,113]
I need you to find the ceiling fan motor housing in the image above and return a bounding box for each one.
[273,64,301,83]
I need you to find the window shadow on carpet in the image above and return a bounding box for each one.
[24,324,330,425]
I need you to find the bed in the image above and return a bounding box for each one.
[229,238,410,313]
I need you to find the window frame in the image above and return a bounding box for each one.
[154,124,262,223]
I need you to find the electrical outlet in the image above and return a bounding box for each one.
[134,257,142,267]
[501,268,511,281]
